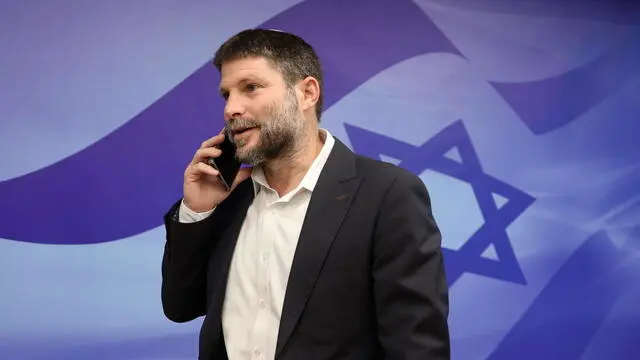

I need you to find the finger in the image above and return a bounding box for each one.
[190,162,220,178]
[199,132,225,149]
[191,147,222,164]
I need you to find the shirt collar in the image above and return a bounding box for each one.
[250,128,335,196]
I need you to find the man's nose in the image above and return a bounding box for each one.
[224,94,246,120]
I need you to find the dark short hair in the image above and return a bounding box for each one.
[213,28,324,121]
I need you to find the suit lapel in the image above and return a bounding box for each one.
[202,179,255,358]
[275,140,362,357]
[221,180,255,243]
[209,180,254,317]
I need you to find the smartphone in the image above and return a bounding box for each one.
[206,131,241,191]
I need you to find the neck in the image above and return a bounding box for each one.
[263,126,324,197]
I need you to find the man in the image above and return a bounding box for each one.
[161,28,450,360]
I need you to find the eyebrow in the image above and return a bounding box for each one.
[219,76,268,96]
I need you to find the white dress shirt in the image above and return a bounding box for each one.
[179,129,335,360]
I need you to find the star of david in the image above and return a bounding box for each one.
[344,120,535,286]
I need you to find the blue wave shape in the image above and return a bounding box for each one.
[439,0,640,25]
[0,0,462,244]
[490,34,639,135]
[487,230,640,359]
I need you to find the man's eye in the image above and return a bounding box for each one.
[246,84,259,92]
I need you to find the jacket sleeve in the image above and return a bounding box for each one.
[372,169,451,359]
[160,199,222,323]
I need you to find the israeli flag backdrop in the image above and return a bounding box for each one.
[1,1,639,359]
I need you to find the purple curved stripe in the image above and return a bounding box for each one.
[0,0,463,244]
[439,0,640,25]
[491,35,639,135]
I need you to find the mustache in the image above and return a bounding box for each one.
[225,118,261,133]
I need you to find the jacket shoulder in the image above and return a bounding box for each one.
[353,154,424,189]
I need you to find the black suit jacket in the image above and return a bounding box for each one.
[161,139,450,359]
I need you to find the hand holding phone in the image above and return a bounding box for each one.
[183,131,251,213]
[206,130,242,191]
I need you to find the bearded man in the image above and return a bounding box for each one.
[161,28,450,360]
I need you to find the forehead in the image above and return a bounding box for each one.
[219,57,283,88]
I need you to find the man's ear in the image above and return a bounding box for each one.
[297,76,320,113]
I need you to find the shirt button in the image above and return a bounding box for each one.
[259,300,267,309]
[262,253,269,262]
[254,348,261,356]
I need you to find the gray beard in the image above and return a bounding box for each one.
[233,91,304,166]
[237,127,295,166]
